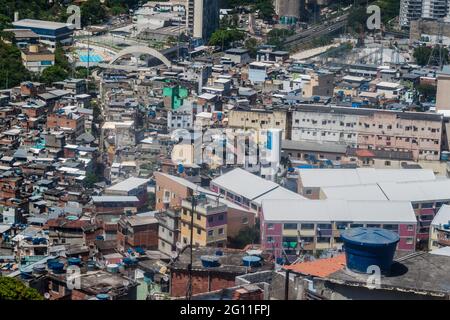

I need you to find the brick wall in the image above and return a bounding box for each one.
[170,269,237,297]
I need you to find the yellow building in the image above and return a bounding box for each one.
[180,198,227,248]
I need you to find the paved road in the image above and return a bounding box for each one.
[283,13,349,48]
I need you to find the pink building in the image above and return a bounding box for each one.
[260,199,417,259]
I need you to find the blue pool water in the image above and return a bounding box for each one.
[79,53,103,63]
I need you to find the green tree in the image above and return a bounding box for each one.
[209,28,245,49]
[0,277,43,300]
[83,173,99,189]
[0,40,30,89]
[228,224,260,249]
[244,38,259,58]
[416,84,437,102]
[55,44,70,71]
[266,28,294,50]
[81,0,108,26]
[40,65,68,85]
[414,45,449,66]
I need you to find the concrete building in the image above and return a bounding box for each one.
[187,0,219,41]
[12,19,74,48]
[291,105,443,161]
[260,199,417,258]
[117,215,159,251]
[227,109,290,140]
[436,66,450,111]
[274,0,301,20]
[20,44,55,73]
[400,0,450,27]
[180,198,228,247]
[429,204,450,249]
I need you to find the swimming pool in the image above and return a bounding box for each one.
[78,53,103,63]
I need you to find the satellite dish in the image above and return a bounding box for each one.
[171,251,178,259]
[162,275,169,282]
[44,293,50,299]
[176,242,183,250]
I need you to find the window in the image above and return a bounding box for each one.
[196,228,201,235]
[421,203,433,209]
[208,230,213,236]
[301,223,314,230]
[218,214,224,221]
[336,222,348,230]
[317,237,330,243]
[367,224,380,228]
[267,223,274,230]
[334,237,343,243]
[317,224,332,229]
[51,282,59,292]
[383,224,398,231]
[218,228,224,235]
[242,217,248,224]
[406,238,414,245]
[208,216,213,223]
[183,237,187,244]
[385,161,391,166]
[283,223,297,230]
[267,236,273,243]
[350,224,363,228]
[305,189,312,195]
[197,213,201,220]
[407,225,414,231]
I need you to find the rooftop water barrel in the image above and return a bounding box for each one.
[341,227,399,274]
[441,151,450,162]
[96,293,110,300]
[68,257,81,266]
[49,262,65,274]
[123,257,137,266]
[242,255,261,267]
[107,263,119,273]
[200,255,221,268]
[96,235,104,241]
[87,260,96,271]
[47,258,59,267]
[215,250,223,256]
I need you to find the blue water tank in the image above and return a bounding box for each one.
[123,257,138,266]
[68,257,81,266]
[200,255,220,268]
[49,262,65,274]
[96,293,110,300]
[441,151,450,162]
[96,235,104,241]
[341,227,399,274]
[242,255,261,267]
[215,250,223,256]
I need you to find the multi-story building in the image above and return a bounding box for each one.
[436,66,450,112]
[291,105,443,161]
[12,19,74,48]
[429,205,450,250]
[260,199,417,258]
[117,215,159,251]
[400,0,450,27]
[47,111,85,137]
[227,109,290,140]
[154,172,254,238]
[104,177,149,210]
[20,44,55,73]
[180,198,228,247]
[321,179,450,249]
[187,0,219,41]
[156,209,181,257]
[210,168,306,215]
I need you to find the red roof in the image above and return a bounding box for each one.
[355,149,376,157]
[284,255,346,278]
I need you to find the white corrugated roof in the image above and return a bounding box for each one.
[431,205,450,227]
[212,168,279,200]
[379,179,450,202]
[262,199,416,224]
[299,168,435,188]
[106,177,149,192]
[322,184,388,201]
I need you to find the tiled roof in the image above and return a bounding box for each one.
[284,255,346,277]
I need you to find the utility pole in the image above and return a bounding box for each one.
[186,194,196,300]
